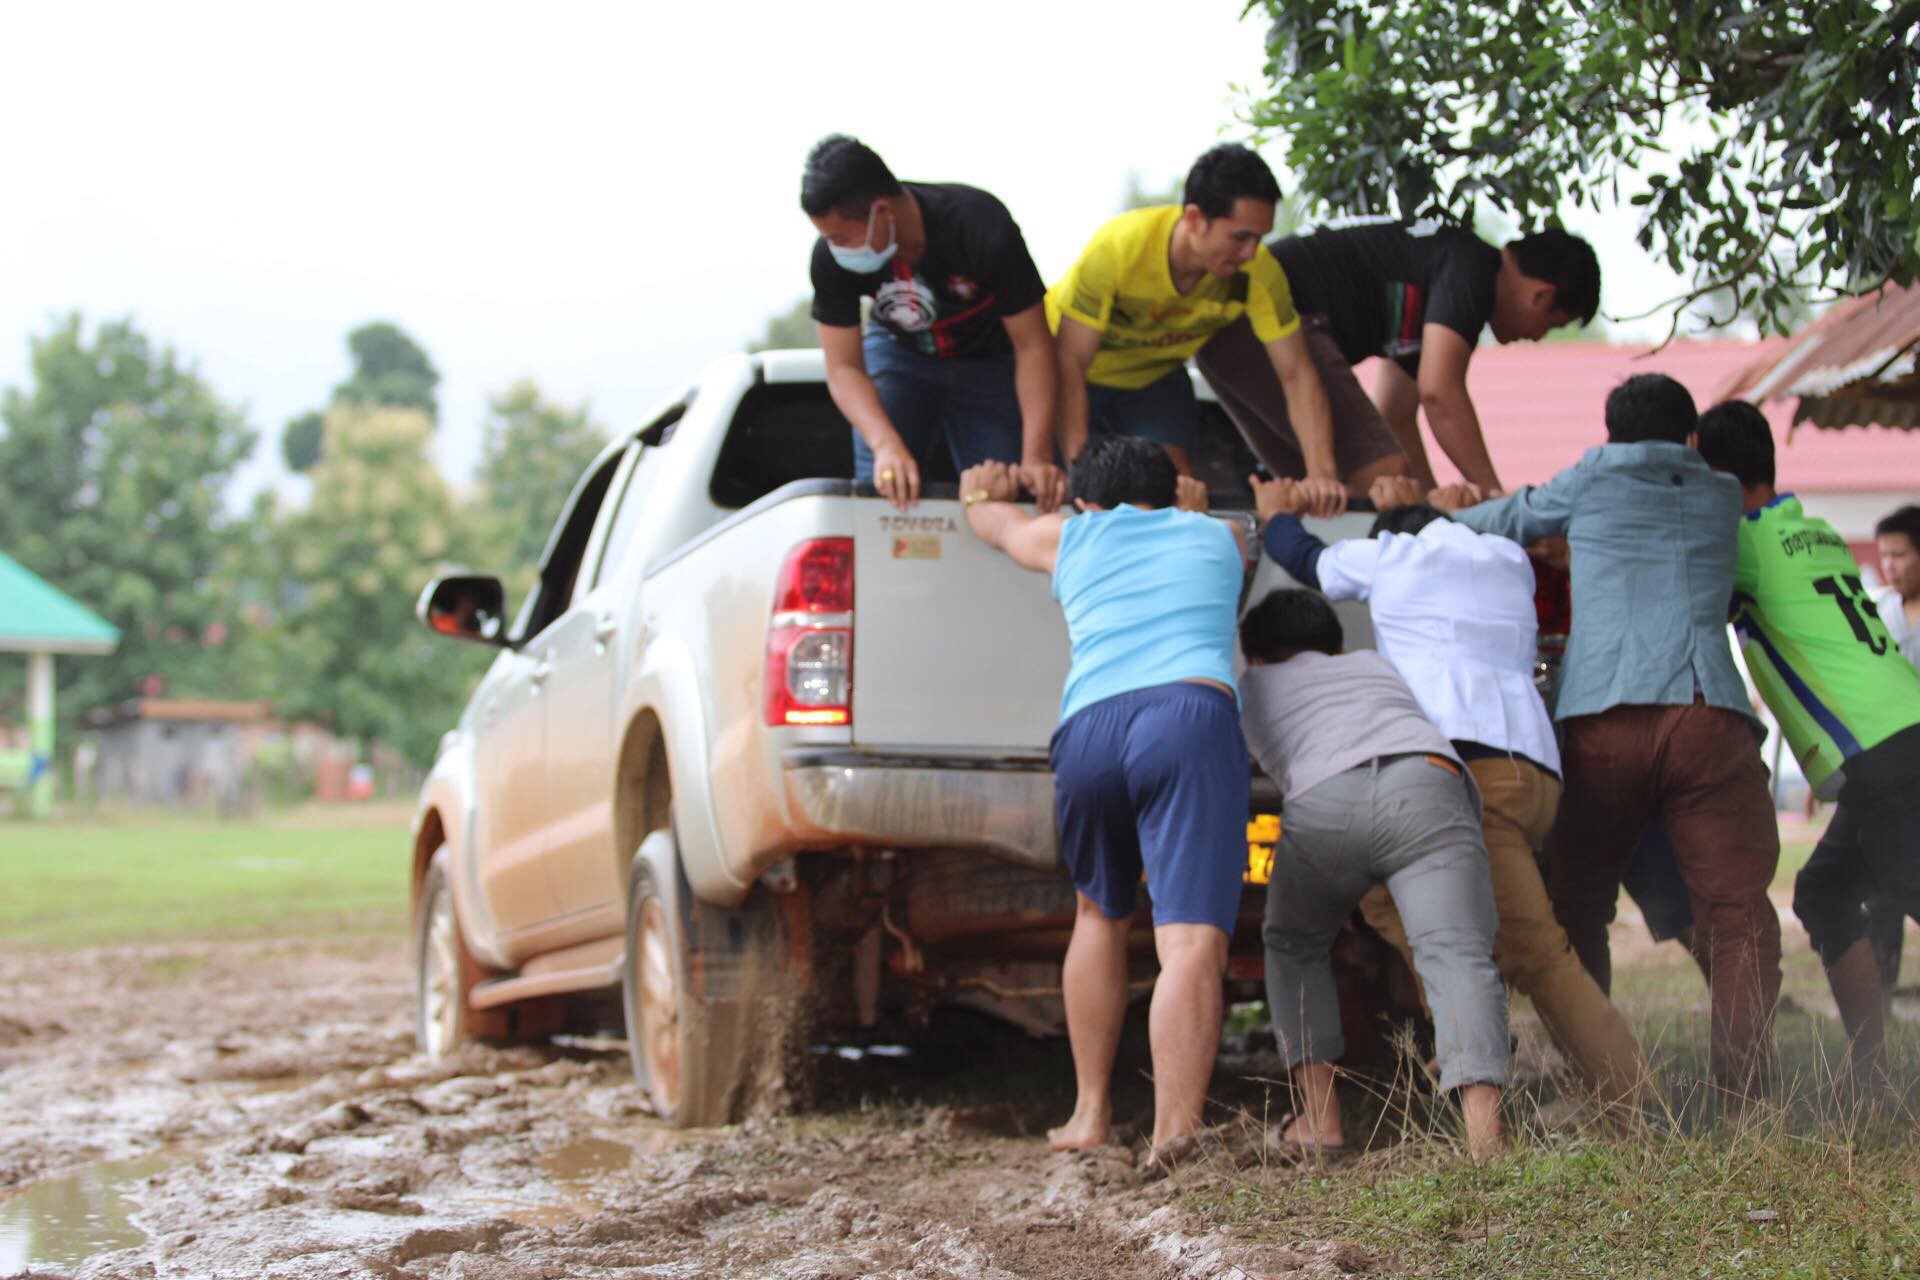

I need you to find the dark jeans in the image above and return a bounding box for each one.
[1549,701,1782,1089]
[1084,362,1199,452]
[854,328,1022,479]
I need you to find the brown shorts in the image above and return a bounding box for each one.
[1193,314,1405,480]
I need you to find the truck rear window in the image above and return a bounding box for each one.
[708,377,1264,510]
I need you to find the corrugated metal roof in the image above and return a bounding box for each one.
[0,551,120,655]
[1718,285,1920,419]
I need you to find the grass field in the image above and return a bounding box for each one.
[0,804,413,949]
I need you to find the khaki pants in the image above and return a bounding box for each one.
[1361,755,1650,1106]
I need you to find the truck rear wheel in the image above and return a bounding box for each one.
[622,826,804,1127]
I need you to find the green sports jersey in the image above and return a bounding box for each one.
[1732,494,1920,797]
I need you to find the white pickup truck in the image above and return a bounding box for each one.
[410,349,1378,1126]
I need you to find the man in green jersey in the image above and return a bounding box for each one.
[1696,400,1920,1093]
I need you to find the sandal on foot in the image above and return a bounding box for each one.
[1264,1115,1352,1165]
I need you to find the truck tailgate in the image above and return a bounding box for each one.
[850,499,1067,755]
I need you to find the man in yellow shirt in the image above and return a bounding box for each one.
[1048,144,1354,515]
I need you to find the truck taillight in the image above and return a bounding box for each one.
[772,538,853,615]
[765,538,853,727]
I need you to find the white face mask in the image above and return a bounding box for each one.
[825,203,898,274]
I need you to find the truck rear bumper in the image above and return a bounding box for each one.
[780,749,1061,870]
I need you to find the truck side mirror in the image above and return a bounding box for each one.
[416,575,511,648]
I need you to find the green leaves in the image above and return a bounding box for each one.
[1242,0,1920,332]
[0,315,259,741]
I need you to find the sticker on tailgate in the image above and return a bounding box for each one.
[891,534,941,560]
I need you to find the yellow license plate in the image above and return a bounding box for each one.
[1245,813,1280,885]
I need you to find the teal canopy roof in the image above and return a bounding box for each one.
[0,551,120,655]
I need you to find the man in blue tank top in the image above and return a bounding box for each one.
[959,435,1249,1164]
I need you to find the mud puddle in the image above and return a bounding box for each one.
[0,1154,179,1271]
[0,936,1377,1279]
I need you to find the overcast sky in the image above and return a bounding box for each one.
[0,2,1688,504]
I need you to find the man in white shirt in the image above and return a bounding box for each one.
[1255,473,1647,1106]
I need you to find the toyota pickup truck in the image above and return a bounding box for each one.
[410,348,1378,1126]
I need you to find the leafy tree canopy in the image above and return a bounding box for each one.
[0,315,257,733]
[282,410,325,473]
[749,298,821,353]
[275,402,485,764]
[334,320,440,420]
[472,380,608,588]
[1244,1,1920,332]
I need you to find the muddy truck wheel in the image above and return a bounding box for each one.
[414,848,509,1056]
[623,828,806,1127]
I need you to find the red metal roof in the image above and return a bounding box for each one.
[1414,339,1920,492]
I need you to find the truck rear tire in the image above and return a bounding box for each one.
[622,825,803,1127]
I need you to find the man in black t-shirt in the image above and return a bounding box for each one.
[801,135,1062,511]
[1196,222,1600,495]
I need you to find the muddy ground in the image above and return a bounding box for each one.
[0,938,1373,1280]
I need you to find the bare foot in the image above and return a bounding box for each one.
[1047,1104,1111,1151]
[1140,1129,1200,1179]
[1459,1083,1507,1162]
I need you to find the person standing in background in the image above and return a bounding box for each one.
[1873,505,1920,668]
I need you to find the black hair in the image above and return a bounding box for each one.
[1604,373,1697,445]
[1239,589,1343,662]
[1067,434,1178,510]
[1694,400,1775,488]
[800,134,902,219]
[1370,504,1448,538]
[1507,229,1602,326]
[1182,144,1280,220]
[1875,504,1920,549]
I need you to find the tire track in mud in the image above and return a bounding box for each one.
[0,941,1366,1280]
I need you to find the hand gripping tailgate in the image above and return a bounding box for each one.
[850,501,1067,754]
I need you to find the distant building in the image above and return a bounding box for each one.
[83,699,411,808]
[88,699,273,809]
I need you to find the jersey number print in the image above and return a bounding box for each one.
[1814,574,1890,655]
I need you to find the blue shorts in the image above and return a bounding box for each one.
[1049,681,1249,934]
[854,328,1022,480]
[1086,363,1198,453]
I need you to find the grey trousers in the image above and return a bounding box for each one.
[1265,755,1509,1092]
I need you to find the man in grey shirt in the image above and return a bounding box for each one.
[1240,588,1508,1160]
[1433,372,1782,1094]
